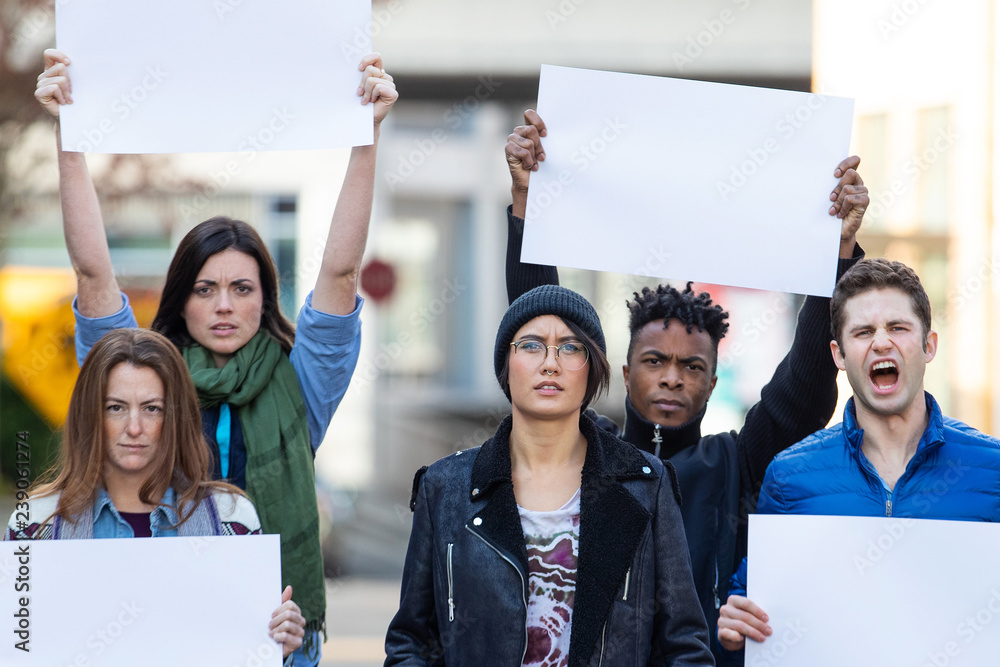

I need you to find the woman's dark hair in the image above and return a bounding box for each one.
[498,317,611,412]
[151,216,295,353]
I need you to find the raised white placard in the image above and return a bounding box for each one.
[56,0,373,154]
[523,65,855,297]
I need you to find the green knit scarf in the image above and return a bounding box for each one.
[182,332,326,637]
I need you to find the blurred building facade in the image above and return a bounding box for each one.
[363,0,815,509]
[815,0,999,433]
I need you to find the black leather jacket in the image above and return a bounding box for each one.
[384,414,714,666]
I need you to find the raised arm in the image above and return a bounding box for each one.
[737,156,868,496]
[311,53,397,315]
[37,49,122,318]
[504,109,558,304]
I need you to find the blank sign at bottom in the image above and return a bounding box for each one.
[0,535,282,666]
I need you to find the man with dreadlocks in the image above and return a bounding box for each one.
[503,109,869,665]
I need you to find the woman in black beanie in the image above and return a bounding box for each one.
[385,285,713,666]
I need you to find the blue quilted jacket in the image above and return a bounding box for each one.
[729,392,1000,598]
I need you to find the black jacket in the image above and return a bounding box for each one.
[385,414,715,666]
[505,205,862,664]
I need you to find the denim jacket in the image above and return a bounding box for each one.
[92,487,180,538]
[5,487,261,540]
[385,413,714,666]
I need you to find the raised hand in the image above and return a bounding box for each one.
[357,53,397,127]
[829,155,869,258]
[36,49,73,119]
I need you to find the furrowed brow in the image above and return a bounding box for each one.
[678,355,707,365]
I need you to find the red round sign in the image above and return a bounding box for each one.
[360,258,396,303]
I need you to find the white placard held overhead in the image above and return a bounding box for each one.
[522,65,855,297]
[746,514,1000,666]
[0,535,283,666]
[56,0,373,154]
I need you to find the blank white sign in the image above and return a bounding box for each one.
[522,65,855,297]
[747,514,1000,666]
[56,0,373,154]
[0,535,282,666]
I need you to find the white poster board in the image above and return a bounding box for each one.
[56,0,373,154]
[0,535,283,666]
[522,65,855,297]
[746,514,1000,666]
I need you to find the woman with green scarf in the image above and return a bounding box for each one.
[36,47,398,666]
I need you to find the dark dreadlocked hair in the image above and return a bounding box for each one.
[626,282,730,370]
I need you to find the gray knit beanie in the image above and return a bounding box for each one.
[494,285,606,382]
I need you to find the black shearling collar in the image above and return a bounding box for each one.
[470,412,652,501]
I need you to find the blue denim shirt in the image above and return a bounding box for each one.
[91,487,179,539]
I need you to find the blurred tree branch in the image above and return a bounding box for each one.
[0,4,205,255]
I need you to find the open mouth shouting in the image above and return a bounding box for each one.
[869,359,898,393]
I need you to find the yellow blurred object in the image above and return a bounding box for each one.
[0,266,160,428]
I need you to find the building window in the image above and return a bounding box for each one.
[916,106,951,233]
[856,113,889,230]
[374,197,474,388]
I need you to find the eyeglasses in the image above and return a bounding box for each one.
[509,340,590,371]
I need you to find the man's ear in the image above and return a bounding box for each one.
[924,330,938,363]
[622,363,630,393]
[830,339,846,371]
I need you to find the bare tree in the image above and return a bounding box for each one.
[0,3,205,252]
[0,1,54,241]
